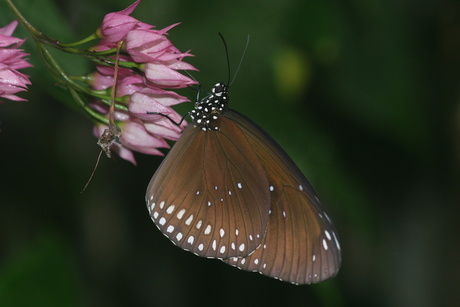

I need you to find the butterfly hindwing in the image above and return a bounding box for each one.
[223,110,341,284]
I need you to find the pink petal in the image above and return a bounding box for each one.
[0,49,32,69]
[88,71,114,90]
[0,35,24,48]
[119,120,169,155]
[0,64,31,101]
[132,87,189,106]
[114,143,138,165]
[144,121,181,139]
[0,68,31,87]
[117,75,144,96]
[143,63,197,88]
[155,23,181,35]
[163,59,198,71]
[125,30,172,63]
[0,20,18,37]
[89,100,130,121]
[0,93,27,101]
[129,91,172,116]
[118,0,142,15]
[154,51,195,62]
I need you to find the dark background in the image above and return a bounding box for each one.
[1,0,459,306]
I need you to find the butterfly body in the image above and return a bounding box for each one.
[146,83,341,284]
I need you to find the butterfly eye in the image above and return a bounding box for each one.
[146,83,341,284]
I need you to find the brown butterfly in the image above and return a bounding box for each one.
[145,83,341,284]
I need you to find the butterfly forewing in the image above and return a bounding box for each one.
[146,118,271,259]
[223,110,341,284]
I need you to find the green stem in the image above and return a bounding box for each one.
[37,44,87,93]
[37,46,128,110]
[59,33,99,47]
[6,0,108,57]
[69,89,110,125]
[5,0,44,40]
[5,0,71,51]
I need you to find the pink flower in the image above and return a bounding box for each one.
[99,0,152,43]
[0,20,32,102]
[90,0,197,164]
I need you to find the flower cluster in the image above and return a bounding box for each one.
[90,0,197,164]
[0,20,32,102]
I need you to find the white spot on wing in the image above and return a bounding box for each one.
[198,243,204,251]
[325,230,332,240]
[187,236,194,244]
[212,240,217,251]
[153,212,159,219]
[159,201,165,209]
[322,239,328,251]
[159,217,166,225]
[166,225,174,233]
[166,205,175,214]
[177,209,186,220]
[239,243,245,252]
[220,246,226,254]
[204,225,211,235]
[220,228,225,237]
[176,232,183,241]
[237,183,242,189]
[269,185,274,191]
[185,214,194,226]
[333,232,341,250]
[196,220,203,229]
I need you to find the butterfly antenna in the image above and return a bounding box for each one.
[218,32,231,86]
[230,35,250,87]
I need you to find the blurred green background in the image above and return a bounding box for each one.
[1,0,459,306]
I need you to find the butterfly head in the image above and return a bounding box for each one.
[191,83,229,131]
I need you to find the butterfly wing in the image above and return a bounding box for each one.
[223,110,342,284]
[146,119,271,259]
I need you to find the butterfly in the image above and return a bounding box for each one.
[145,83,341,284]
